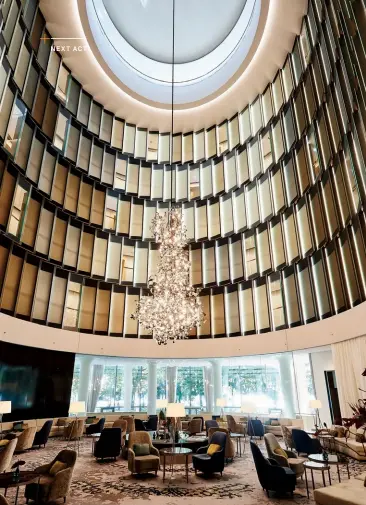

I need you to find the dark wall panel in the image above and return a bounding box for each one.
[0,341,75,421]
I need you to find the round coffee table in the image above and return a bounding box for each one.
[161,447,192,483]
[0,471,40,505]
[230,433,245,457]
[303,461,331,499]
[308,453,350,482]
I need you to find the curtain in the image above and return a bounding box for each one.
[87,364,104,412]
[204,365,214,412]
[167,366,177,403]
[332,336,366,418]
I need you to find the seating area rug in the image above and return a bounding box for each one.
[3,436,365,505]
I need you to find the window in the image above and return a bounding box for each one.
[96,365,124,412]
[176,367,206,413]
[132,366,148,411]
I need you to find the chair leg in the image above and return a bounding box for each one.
[64,497,67,503]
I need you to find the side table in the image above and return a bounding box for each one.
[230,433,245,457]
[161,447,192,483]
[303,461,331,499]
[308,453,350,482]
[0,471,40,505]
[90,433,101,454]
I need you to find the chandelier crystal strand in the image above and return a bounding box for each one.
[132,208,205,345]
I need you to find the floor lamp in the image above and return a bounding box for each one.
[309,399,322,431]
[0,401,11,438]
[166,403,185,449]
[67,401,86,453]
[216,398,226,420]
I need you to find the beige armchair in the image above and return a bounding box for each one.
[25,449,77,503]
[226,415,245,435]
[208,427,235,461]
[187,418,202,435]
[0,438,17,471]
[128,431,160,475]
[281,425,296,451]
[64,419,84,441]
[264,433,305,478]
[112,419,128,447]
[13,426,37,452]
[120,416,135,434]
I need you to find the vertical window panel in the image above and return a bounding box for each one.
[253,278,270,332]
[239,282,255,334]
[283,267,301,325]
[296,198,313,256]
[32,267,52,321]
[203,242,216,285]
[79,282,96,330]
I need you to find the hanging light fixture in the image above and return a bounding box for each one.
[131,0,205,345]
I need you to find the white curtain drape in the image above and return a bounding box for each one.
[87,364,104,412]
[332,336,366,418]
[167,366,177,403]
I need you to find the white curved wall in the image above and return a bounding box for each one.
[1,302,365,358]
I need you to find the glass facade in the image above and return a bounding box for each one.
[0,0,365,340]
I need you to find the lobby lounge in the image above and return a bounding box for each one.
[1,0,366,504]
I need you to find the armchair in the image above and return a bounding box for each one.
[127,431,160,475]
[33,420,53,448]
[292,429,322,456]
[187,418,203,435]
[247,419,265,439]
[0,438,17,472]
[281,425,296,451]
[208,427,235,461]
[94,428,121,460]
[86,418,105,435]
[192,431,226,476]
[250,442,296,497]
[205,420,219,434]
[64,420,84,441]
[119,416,135,434]
[112,419,127,447]
[0,495,10,505]
[264,433,305,478]
[13,426,37,452]
[143,415,158,431]
[25,449,77,503]
[226,415,245,435]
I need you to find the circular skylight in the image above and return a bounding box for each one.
[87,0,261,105]
[102,0,248,65]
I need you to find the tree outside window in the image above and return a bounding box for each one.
[132,366,148,411]
[96,365,124,411]
[157,366,167,399]
[176,367,206,414]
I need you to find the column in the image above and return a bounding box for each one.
[78,355,94,405]
[204,365,214,413]
[278,353,297,418]
[124,362,133,412]
[167,366,177,403]
[147,361,157,415]
[210,360,223,414]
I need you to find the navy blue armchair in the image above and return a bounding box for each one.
[250,442,296,497]
[192,431,226,476]
[292,429,322,456]
[205,420,219,434]
[94,428,121,460]
[33,420,53,448]
[86,418,105,435]
[247,419,265,439]
[143,415,158,431]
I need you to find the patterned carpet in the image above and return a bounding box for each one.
[3,437,365,505]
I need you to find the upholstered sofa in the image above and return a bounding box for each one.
[314,472,366,505]
[264,418,304,437]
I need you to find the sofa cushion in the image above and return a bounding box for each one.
[134,455,159,471]
[13,422,24,431]
[314,478,366,505]
[57,418,67,427]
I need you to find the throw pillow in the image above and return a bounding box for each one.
[328,429,338,437]
[336,426,345,438]
[86,416,97,424]
[49,461,67,476]
[271,420,280,426]
[356,433,366,443]
[0,440,9,447]
[133,443,150,456]
[274,447,288,459]
[207,443,221,455]
[12,422,23,432]
[57,418,67,427]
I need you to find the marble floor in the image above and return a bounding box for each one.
[2,436,365,505]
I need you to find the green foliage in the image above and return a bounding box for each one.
[176,367,205,407]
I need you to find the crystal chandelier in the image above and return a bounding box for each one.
[131,208,205,345]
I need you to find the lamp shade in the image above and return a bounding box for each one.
[309,399,322,409]
[216,398,226,407]
[166,403,185,418]
[156,399,168,409]
[69,401,86,414]
[0,401,11,414]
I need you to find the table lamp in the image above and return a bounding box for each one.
[309,399,322,430]
[0,401,11,437]
[241,401,257,439]
[166,403,185,448]
[216,398,226,419]
[156,399,168,409]
[69,401,86,416]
